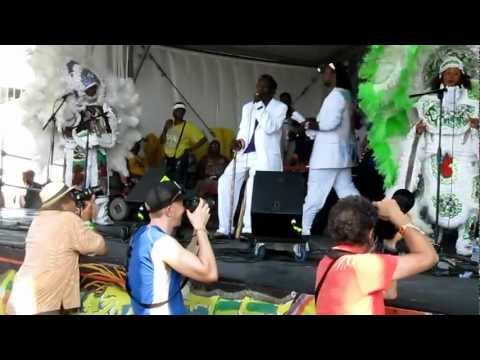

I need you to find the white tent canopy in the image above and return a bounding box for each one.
[172,45,366,67]
[132,45,366,138]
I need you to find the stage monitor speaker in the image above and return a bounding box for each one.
[126,166,166,204]
[251,171,306,243]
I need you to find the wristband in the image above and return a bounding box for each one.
[398,223,424,236]
[84,221,96,230]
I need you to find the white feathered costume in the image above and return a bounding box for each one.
[20,46,142,224]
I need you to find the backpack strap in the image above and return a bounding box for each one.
[172,121,187,159]
[314,249,354,304]
[125,225,188,309]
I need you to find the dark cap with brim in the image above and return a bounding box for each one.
[145,181,184,213]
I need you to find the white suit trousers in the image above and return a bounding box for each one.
[302,168,359,235]
[217,152,257,235]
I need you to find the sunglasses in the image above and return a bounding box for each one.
[168,181,184,205]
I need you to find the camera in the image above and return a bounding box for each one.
[71,186,104,208]
[183,196,216,212]
[374,189,415,252]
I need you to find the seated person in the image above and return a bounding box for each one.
[195,140,228,198]
[279,92,307,163]
[127,138,146,178]
[290,117,314,168]
[127,133,165,179]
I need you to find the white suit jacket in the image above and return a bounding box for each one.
[236,98,287,171]
[308,88,356,169]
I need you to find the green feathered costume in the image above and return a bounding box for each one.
[358,45,480,256]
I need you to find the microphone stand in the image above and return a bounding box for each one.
[80,109,108,190]
[42,95,70,183]
[433,90,445,250]
[83,115,92,190]
[409,88,447,99]
[293,76,319,106]
[410,88,446,251]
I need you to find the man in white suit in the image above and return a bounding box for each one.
[215,75,287,239]
[295,62,359,258]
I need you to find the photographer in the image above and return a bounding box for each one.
[127,180,218,315]
[315,195,438,315]
[6,182,107,315]
[374,189,415,255]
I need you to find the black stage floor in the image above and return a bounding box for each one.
[0,208,478,315]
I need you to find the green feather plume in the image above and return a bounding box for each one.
[358,45,423,188]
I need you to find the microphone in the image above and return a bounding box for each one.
[59,91,77,100]
[254,93,265,110]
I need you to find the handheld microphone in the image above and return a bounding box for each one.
[254,93,264,110]
[59,91,76,100]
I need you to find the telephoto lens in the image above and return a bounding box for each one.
[183,196,215,212]
[71,186,105,207]
[374,189,415,253]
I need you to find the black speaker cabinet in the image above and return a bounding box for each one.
[251,171,307,243]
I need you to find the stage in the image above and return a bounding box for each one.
[0,208,478,315]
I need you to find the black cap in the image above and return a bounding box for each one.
[144,181,184,213]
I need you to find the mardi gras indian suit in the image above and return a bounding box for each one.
[395,82,479,256]
[20,46,142,224]
[358,46,479,257]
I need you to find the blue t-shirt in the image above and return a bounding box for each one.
[127,225,186,315]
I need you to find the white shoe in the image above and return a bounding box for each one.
[293,242,310,257]
[456,240,473,257]
[293,244,301,258]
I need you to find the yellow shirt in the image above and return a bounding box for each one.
[127,133,165,177]
[164,121,205,159]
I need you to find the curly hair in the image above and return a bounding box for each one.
[327,196,378,246]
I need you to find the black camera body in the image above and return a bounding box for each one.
[71,186,104,208]
[375,189,415,251]
[183,196,216,213]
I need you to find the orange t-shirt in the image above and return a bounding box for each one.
[315,244,398,315]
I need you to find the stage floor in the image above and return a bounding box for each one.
[0,208,478,315]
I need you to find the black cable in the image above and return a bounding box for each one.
[141,46,215,138]
[134,45,152,82]
[292,76,319,106]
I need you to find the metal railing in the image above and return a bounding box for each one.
[0,148,65,192]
